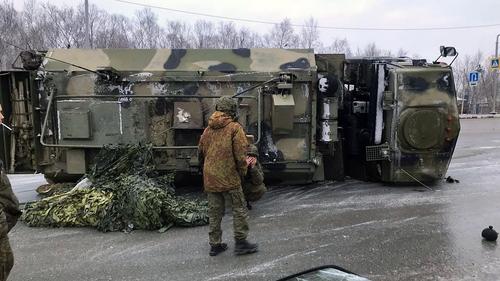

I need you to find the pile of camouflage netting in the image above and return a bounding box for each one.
[22,145,208,232]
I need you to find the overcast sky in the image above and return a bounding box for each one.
[12,0,500,62]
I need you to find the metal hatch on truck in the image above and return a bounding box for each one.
[384,67,460,182]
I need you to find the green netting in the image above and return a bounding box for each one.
[36,183,75,197]
[22,144,208,232]
[23,189,113,227]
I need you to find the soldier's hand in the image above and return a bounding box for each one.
[246,156,257,168]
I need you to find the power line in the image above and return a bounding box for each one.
[115,0,277,25]
[114,0,500,31]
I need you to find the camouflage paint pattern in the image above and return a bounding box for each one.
[243,145,266,202]
[0,207,13,281]
[384,66,460,183]
[0,170,18,281]
[43,48,315,73]
[198,111,248,192]
[0,236,13,281]
[35,48,319,184]
[0,170,21,231]
[207,187,249,245]
[24,48,459,184]
[243,161,266,202]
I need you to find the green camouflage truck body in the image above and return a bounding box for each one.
[35,48,332,184]
[1,48,459,184]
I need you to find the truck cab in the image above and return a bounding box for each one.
[342,58,460,183]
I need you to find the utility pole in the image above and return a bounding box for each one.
[476,65,484,114]
[84,0,90,48]
[493,34,500,113]
[460,90,465,114]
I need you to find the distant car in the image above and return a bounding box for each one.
[277,265,371,281]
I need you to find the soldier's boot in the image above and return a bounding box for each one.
[209,243,228,256]
[234,239,258,255]
[246,200,252,210]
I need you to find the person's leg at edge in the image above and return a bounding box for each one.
[207,192,228,256]
[230,187,257,255]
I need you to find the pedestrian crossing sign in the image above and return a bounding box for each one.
[491,58,499,69]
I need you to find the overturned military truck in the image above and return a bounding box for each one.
[0,48,460,185]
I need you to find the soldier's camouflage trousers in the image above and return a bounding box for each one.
[207,187,249,245]
[0,236,13,281]
[243,184,267,202]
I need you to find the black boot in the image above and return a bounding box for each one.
[246,200,252,210]
[234,239,258,255]
[209,243,228,256]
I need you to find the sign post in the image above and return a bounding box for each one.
[493,33,500,113]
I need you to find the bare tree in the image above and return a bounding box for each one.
[193,20,217,48]
[300,17,321,49]
[44,3,89,48]
[216,22,238,48]
[94,14,132,48]
[321,38,352,57]
[361,42,382,57]
[35,3,65,48]
[77,2,105,49]
[0,1,25,69]
[265,18,298,48]
[164,20,191,48]
[236,27,263,48]
[20,0,46,49]
[452,51,497,113]
[396,48,409,57]
[351,42,404,58]
[133,8,161,48]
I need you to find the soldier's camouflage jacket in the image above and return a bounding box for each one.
[198,111,248,192]
[243,145,266,202]
[243,162,267,202]
[0,168,21,237]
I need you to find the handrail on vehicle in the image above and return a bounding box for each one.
[39,92,262,148]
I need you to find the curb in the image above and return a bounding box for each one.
[459,114,500,119]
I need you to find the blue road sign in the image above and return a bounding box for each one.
[468,71,480,86]
[492,58,499,69]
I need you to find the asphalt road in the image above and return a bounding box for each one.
[7,118,500,281]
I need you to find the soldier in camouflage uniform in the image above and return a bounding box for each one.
[198,97,258,256]
[0,105,21,281]
[242,143,267,210]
